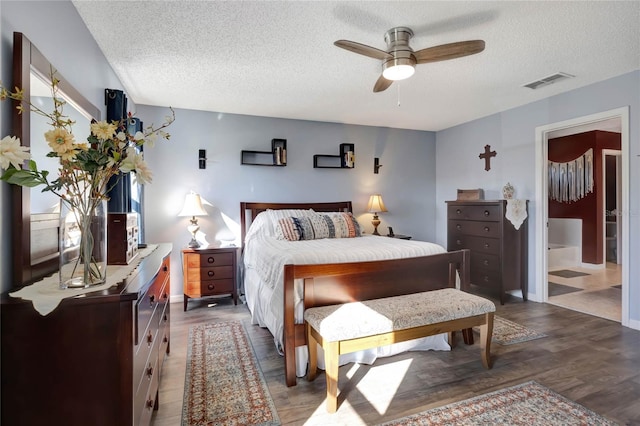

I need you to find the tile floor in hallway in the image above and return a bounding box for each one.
[547,262,622,322]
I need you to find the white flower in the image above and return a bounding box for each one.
[119,147,153,185]
[116,132,127,141]
[0,136,30,170]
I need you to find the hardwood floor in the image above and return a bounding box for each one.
[152,295,640,425]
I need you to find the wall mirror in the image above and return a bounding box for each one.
[10,32,100,287]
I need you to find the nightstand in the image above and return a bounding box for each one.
[182,246,239,311]
[387,234,412,240]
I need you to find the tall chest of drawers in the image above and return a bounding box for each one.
[446,200,528,304]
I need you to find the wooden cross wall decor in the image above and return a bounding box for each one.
[479,144,497,171]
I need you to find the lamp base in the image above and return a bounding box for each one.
[371,214,381,236]
[187,238,201,248]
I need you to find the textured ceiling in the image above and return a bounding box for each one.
[72,1,640,132]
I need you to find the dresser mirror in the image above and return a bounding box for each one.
[10,32,100,287]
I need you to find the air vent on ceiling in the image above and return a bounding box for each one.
[523,72,575,90]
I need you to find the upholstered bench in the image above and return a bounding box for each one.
[304,288,496,413]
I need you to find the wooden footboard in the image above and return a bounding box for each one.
[282,249,470,387]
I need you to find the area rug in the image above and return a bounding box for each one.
[182,321,280,426]
[548,269,590,278]
[549,281,583,296]
[379,381,617,425]
[474,316,547,345]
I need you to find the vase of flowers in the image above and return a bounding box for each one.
[0,72,174,289]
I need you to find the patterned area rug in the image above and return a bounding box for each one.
[379,381,616,425]
[182,321,280,426]
[474,316,547,345]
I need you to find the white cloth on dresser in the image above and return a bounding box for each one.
[9,244,158,316]
[505,199,527,230]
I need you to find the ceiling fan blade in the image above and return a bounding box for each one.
[414,40,485,64]
[334,40,393,60]
[373,75,393,93]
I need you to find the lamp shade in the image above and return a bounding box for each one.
[178,192,208,217]
[367,194,388,213]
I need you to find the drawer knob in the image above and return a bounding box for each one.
[207,284,215,291]
[147,331,153,345]
[208,270,215,277]
[207,257,215,264]
[163,314,168,322]
[456,239,462,245]
[146,364,154,377]
[456,209,461,215]
[149,294,155,305]
[146,399,154,409]
[484,210,490,216]
[484,243,490,249]
[483,260,489,266]
[163,265,168,272]
[456,224,461,230]
[484,226,490,232]
[163,292,168,300]
[483,276,489,282]
[163,336,169,343]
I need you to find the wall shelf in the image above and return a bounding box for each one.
[313,143,355,169]
[241,138,287,166]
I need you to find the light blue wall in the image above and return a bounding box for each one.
[435,70,640,324]
[137,105,437,295]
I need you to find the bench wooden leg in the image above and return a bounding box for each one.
[306,323,318,381]
[447,331,456,348]
[324,340,339,413]
[479,312,494,369]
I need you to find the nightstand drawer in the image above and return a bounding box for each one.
[185,265,234,281]
[448,204,501,221]
[185,279,235,296]
[449,220,500,238]
[186,252,233,268]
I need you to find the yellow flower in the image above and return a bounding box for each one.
[0,135,30,170]
[44,128,75,155]
[90,121,118,140]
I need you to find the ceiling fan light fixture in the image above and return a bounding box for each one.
[382,59,415,81]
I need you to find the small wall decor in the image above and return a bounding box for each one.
[374,157,382,174]
[198,149,207,169]
[479,144,497,171]
[548,148,593,203]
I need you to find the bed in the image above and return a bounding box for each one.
[240,201,470,386]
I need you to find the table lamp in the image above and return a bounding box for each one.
[178,191,209,248]
[367,194,388,236]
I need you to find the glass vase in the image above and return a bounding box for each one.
[59,197,108,289]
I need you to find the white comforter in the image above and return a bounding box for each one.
[243,234,447,351]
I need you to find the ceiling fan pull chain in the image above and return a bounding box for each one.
[397,83,401,107]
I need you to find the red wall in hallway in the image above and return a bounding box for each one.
[548,131,621,264]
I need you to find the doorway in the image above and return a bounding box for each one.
[534,107,629,327]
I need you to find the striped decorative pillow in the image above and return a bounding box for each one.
[278,212,361,241]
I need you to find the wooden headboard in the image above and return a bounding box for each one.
[240,201,352,244]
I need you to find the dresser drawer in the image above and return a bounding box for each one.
[448,234,500,255]
[185,252,233,268]
[471,252,500,273]
[448,204,502,221]
[134,355,159,426]
[449,220,501,238]
[470,268,502,288]
[185,279,235,296]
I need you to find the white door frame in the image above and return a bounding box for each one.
[534,107,629,327]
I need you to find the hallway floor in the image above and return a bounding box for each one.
[547,263,622,322]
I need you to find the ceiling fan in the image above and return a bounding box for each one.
[334,27,485,93]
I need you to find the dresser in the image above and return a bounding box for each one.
[446,200,528,304]
[0,244,171,426]
[182,246,239,311]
